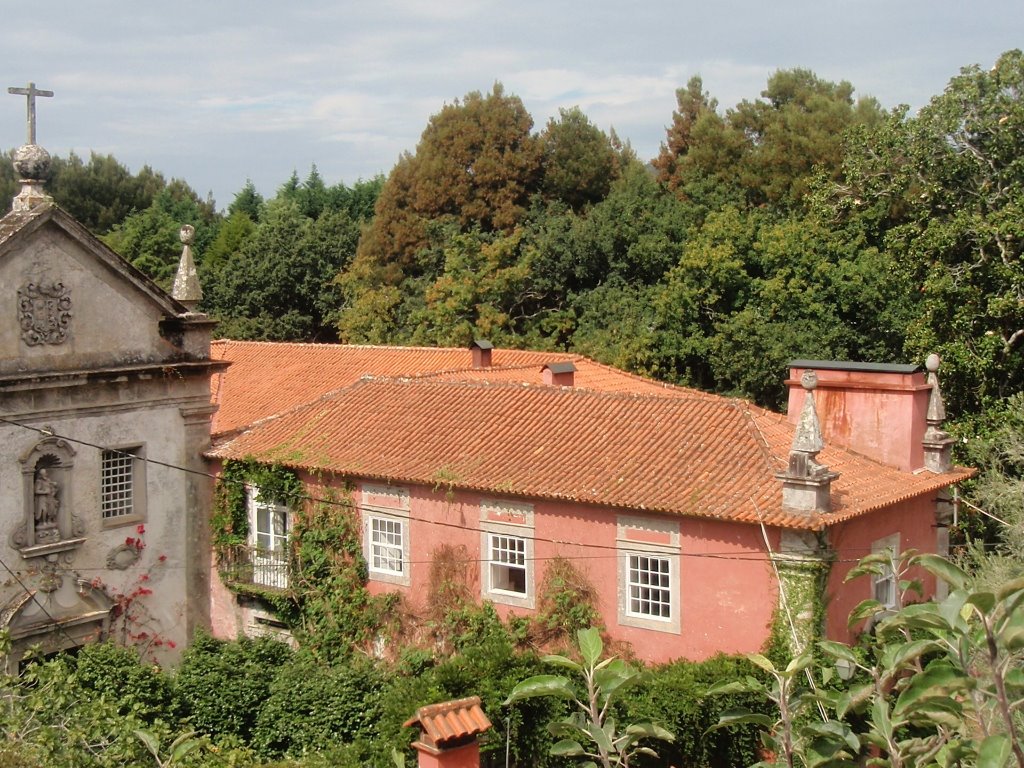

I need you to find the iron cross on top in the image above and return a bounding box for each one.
[8,82,54,145]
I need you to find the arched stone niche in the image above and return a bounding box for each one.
[15,435,85,556]
[0,581,113,673]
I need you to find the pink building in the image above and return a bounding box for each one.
[206,341,970,663]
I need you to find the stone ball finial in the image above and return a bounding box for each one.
[13,144,51,181]
[925,353,940,373]
[800,370,818,391]
[179,224,195,245]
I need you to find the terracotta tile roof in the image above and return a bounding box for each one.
[209,340,707,436]
[209,376,971,531]
[403,696,492,748]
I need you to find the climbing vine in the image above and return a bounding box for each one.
[530,555,602,647]
[211,459,304,548]
[212,461,395,659]
[763,554,833,663]
[288,484,397,659]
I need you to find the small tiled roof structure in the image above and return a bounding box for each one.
[403,696,492,751]
[208,339,706,436]
[209,375,971,531]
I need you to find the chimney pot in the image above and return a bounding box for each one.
[470,340,493,369]
[543,361,575,387]
[404,696,491,768]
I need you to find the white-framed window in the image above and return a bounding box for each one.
[370,516,405,576]
[481,500,534,609]
[361,484,411,587]
[871,533,900,610]
[101,446,146,525]
[617,516,680,634]
[627,554,673,620]
[249,489,289,589]
[489,533,528,594]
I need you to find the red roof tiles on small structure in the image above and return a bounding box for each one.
[403,696,492,750]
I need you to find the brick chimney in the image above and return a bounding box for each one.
[786,359,934,472]
[542,361,575,387]
[470,340,493,369]
[404,696,492,768]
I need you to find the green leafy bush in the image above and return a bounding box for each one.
[71,641,177,726]
[175,632,293,742]
[251,652,385,758]
[622,654,767,768]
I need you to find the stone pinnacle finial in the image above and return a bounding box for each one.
[792,371,824,454]
[172,224,203,312]
[777,369,838,514]
[922,353,953,473]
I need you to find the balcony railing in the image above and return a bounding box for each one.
[218,544,290,590]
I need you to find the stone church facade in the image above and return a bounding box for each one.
[0,145,222,667]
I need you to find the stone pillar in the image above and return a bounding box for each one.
[922,354,954,473]
[181,399,218,638]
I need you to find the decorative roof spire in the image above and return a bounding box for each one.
[777,370,838,514]
[7,81,54,212]
[922,353,953,473]
[172,224,203,312]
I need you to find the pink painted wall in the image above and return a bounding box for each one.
[359,481,778,664]
[205,464,942,663]
[824,495,939,642]
[787,366,931,472]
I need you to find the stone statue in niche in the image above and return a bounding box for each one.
[18,279,72,346]
[33,466,61,542]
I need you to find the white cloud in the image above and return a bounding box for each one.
[2,0,1021,208]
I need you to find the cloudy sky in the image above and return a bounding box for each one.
[2,2,1020,210]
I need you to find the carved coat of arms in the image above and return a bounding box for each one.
[18,280,72,346]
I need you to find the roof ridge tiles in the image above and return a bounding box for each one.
[210,339,569,355]
[352,374,736,405]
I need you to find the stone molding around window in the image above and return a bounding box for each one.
[100,444,147,528]
[480,499,535,610]
[616,515,681,634]
[361,484,411,586]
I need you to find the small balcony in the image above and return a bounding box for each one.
[217,544,290,590]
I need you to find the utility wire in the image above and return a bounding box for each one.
[0,414,966,569]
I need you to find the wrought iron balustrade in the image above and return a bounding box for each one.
[217,544,290,589]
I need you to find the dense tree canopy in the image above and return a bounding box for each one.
[816,48,1024,415]
[654,70,885,210]
[1,150,176,234]
[3,52,1020,424]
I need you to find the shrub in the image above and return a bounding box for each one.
[251,652,386,758]
[175,632,293,742]
[620,654,767,768]
[71,641,177,726]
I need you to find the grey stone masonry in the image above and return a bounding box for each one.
[922,354,954,473]
[778,370,839,513]
[172,224,204,311]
